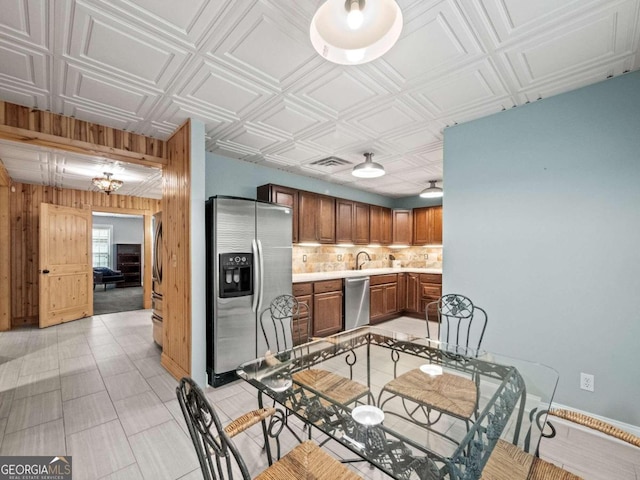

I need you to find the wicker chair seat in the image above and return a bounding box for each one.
[255,440,361,480]
[292,369,369,406]
[382,368,477,418]
[481,439,583,480]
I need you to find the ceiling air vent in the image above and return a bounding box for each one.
[310,156,351,167]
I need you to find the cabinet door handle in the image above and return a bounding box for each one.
[42,269,50,274]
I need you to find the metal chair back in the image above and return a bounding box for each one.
[176,377,250,480]
[426,294,488,353]
[259,294,309,354]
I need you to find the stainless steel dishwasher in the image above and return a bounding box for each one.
[344,276,370,330]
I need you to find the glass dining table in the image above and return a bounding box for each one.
[237,326,558,480]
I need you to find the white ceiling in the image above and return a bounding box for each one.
[0,0,638,198]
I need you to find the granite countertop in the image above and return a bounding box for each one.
[293,267,442,283]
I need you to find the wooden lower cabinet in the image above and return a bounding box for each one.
[420,274,442,321]
[292,282,312,345]
[313,291,343,336]
[294,279,343,339]
[405,273,420,314]
[370,274,398,324]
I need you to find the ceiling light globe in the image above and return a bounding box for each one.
[352,152,385,178]
[310,0,403,65]
[419,180,443,198]
[347,2,364,29]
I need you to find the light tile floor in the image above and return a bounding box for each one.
[0,311,636,479]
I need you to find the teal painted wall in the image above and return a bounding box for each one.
[204,152,442,209]
[443,71,640,426]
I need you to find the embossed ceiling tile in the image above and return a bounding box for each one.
[386,125,441,152]
[412,60,508,115]
[224,125,285,153]
[468,0,591,45]
[103,0,226,46]
[149,98,229,139]
[293,69,388,116]
[305,125,369,151]
[60,100,134,131]
[212,3,317,85]
[0,85,48,110]
[437,98,513,127]
[176,60,273,118]
[0,0,49,48]
[62,63,157,118]
[347,99,424,136]
[0,41,48,89]
[256,100,326,137]
[501,1,638,87]
[67,2,190,87]
[381,0,484,82]
[516,62,628,103]
[266,143,323,165]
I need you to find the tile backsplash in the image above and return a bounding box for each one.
[292,245,442,273]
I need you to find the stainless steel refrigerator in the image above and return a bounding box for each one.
[205,196,292,387]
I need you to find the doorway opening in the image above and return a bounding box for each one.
[92,212,144,315]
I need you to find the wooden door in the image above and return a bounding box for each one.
[39,203,93,328]
[384,284,398,314]
[381,207,392,245]
[369,285,385,322]
[406,273,419,313]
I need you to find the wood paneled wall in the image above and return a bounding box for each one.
[161,120,192,380]
[0,184,9,331]
[9,182,160,326]
[0,101,167,167]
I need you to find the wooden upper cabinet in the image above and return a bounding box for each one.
[413,207,429,245]
[392,210,412,245]
[257,184,298,243]
[429,206,443,244]
[412,206,443,245]
[369,206,393,245]
[354,202,370,245]
[336,200,369,244]
[299,191,335,244]
[335,199,354,244]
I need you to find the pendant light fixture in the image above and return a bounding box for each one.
[419,180,443,198]
[352,152,385,178]
[310,0,403,65]
[92,172,123,195]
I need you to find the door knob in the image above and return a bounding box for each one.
[42,269,50,274]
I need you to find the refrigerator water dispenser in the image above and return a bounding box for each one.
[218,253,253,297]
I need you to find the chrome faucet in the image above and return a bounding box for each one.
[356,251,371,270]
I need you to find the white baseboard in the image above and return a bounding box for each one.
[551,402,640,438]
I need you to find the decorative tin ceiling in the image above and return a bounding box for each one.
[0,0,638,198]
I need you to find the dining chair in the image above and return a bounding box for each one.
[259,294,370,408]
[176,377,362,480]
[377,294,488,428]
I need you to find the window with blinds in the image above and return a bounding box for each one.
[92,225,113,267]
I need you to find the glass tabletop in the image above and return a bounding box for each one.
[237,326,558,480]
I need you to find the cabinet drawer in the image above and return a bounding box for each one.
[152,293,163,314]
[370,274,397,286]
[314,279,342,294]
[293,282,312,296]
[420,274,442,284]
[422,284,442,299]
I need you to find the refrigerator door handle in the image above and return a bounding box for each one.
[256,239,265,313]
[251,239,260,313]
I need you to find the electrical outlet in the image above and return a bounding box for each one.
[337,254,343,261]
[580,372,594,392]
[424,254,429,260]
[302,255,307,262]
